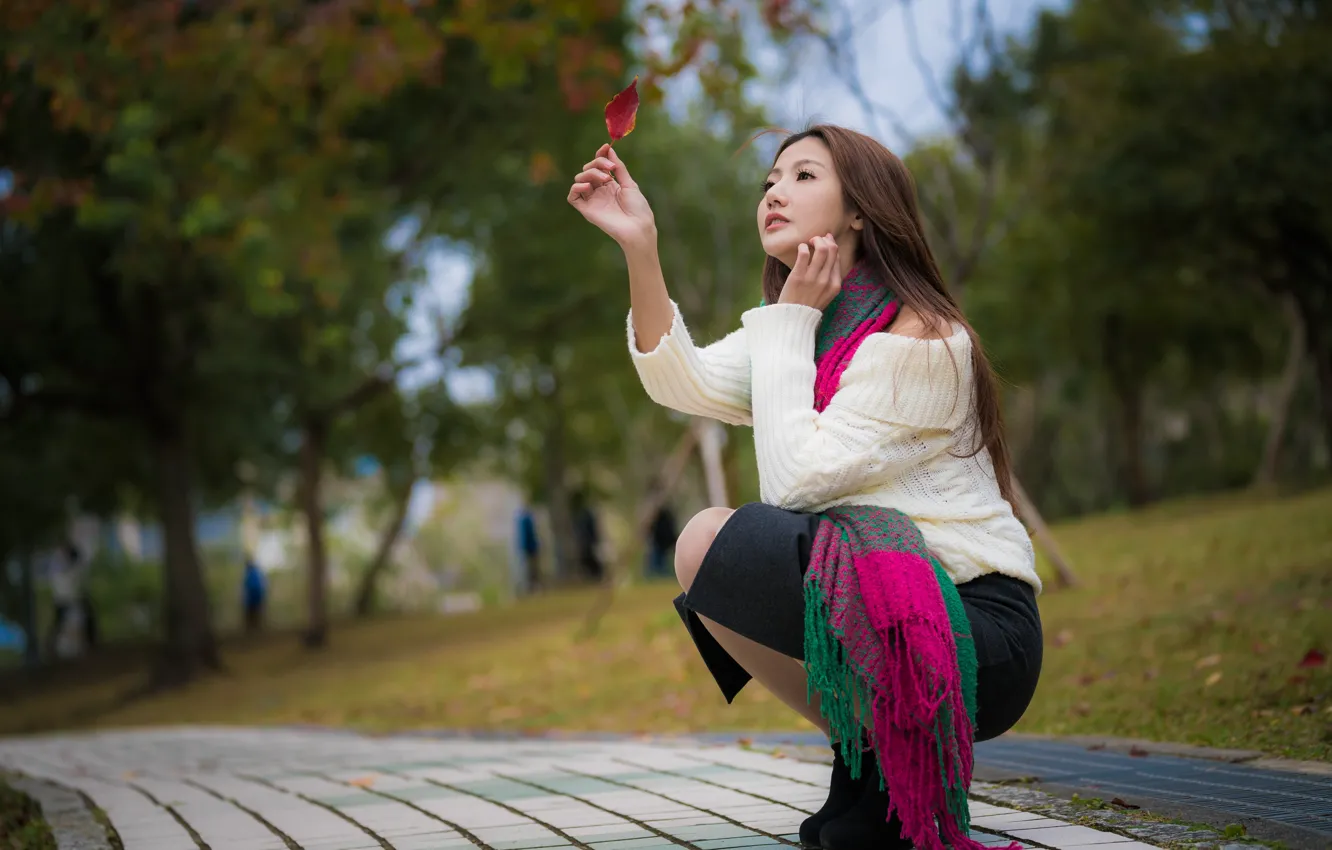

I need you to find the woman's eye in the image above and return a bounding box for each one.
[797,170,814,180]
[760,181,774,193]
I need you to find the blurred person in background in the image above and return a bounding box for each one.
[516,502,542,593]
[644,478,678,580]
[242,552,267,634]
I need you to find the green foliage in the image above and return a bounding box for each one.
[944,0,1332,513]
[0,779,56,850]
[454,110,767,511]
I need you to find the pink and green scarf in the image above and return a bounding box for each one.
[798,265,1014,850]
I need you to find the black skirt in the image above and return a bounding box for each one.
[674,502,1043,743]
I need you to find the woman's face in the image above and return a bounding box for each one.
[757,137,861,269]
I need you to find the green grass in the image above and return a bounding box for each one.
[1,488,1329,760]
[0,780,55,850]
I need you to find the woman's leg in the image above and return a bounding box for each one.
[675,507,828,736]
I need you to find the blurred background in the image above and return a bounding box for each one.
[0,0,1328,762]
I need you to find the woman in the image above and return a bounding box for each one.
[568,125,1042,850]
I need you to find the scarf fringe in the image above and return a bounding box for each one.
[804,577,1020,850]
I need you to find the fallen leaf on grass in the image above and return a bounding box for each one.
[1053,629,1074,648]
[1205,671,1223,687]
[1195,654,1222,669]
[1143,667,1160,682]
[1110,797,1140,809]
[1290,705,1313,716]
[1072,701,1092,716]
[1297,648,1326,668]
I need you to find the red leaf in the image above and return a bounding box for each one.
[605,76,640,143]
[1128,746,1150,757]
[1298,648,1326,668]
[1110,797,1140,810]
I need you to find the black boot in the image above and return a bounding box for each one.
[819,773,912,850]
[799,741,871,848]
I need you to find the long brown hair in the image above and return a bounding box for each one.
[761,125,1015,505]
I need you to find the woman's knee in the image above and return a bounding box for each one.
[674,506,734,592]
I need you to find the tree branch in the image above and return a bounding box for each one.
[902,0,960,124]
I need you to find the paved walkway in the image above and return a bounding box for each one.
[637,731,1331,847]
[974,737,1332,840]
[1,727,1164,850]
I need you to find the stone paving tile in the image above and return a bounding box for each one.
[0,728,1166,849]
[1005,823,1139,847]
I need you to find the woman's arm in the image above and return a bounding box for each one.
[743,304,971,509]
[628,299,752,427]
[566,145,751,425]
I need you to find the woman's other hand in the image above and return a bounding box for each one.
[777,233,840,310]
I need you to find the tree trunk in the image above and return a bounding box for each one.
[300,420,330,649]
[541,388,578,585]
[352,478,414,618]
[636,427,698,540]
[721,428,743,509]
[1103,317,1152,507]
[695,419,729,507]
[1010,477,1078,590]
[20,550,39,669]
[153,431,220,686]
[1254,294,1306,488]
[1299,293,1332,457]
[1115,382,1151,506]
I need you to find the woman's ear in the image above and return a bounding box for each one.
[851,213,864,232]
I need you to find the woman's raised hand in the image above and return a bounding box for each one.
[568,143,656,248]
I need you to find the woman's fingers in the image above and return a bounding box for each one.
[568,182,592,202]
[606,147,637,187]
[791,242,811,276]
[574,168,613,186]
[581,156,615,173]
[808,237,831,280]
[823,237,838,284]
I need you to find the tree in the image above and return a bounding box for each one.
[1022,0,1332,483]
[348,379,482,618]
[0,0,603,678]
[0,0,827,677]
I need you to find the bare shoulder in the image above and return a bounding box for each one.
[888,305,953,340]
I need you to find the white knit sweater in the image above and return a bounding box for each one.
[627,301,1041,592]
